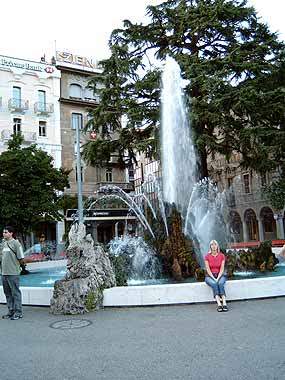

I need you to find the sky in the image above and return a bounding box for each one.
[1,0,284,63]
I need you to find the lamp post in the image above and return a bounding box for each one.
[273,211,285,239]
[75,120,83,224]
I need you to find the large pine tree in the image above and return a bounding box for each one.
[83,0,285,178]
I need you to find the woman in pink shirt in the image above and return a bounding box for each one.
[204,240,228,312]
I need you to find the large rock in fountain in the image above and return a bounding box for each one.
[160,207,199,281]
[50,223,116,314]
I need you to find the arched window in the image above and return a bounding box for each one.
[106,169,113,182]
[260,207,276,239]
[69,84,82,99]
[228,211,242,235]
[244,209,258,241]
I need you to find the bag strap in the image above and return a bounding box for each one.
[7,242,22,262]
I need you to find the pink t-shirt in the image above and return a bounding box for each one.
[204,252,225,274]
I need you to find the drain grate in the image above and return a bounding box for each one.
[50,319,92,330]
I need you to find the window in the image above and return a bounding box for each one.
[140,163,144,183]
[84,87,94,100]
[106,169,113,182]
[261,173,267,187]
[69,84,82,98]
[12,86,21,107]
[39,121,47,137]
[71,113,83,130]
[243,174,251,193]
[84,87,100,102]
[227,177,233,189]
[38,90,46,111]
[13,118,21,134]
[264,219,274,233]
[75,165,83,182]
[128,168,134,181]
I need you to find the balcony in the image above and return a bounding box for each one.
[34,102,54,115]
[1,130,37,143]
[96,181,134,193]
[8,98,29,113]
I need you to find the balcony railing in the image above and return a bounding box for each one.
[8,98,29,112]
[34,102,54,114]
[1,130,36,143]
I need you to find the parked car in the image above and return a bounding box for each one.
[24,242,66,263]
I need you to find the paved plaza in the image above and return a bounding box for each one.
[0,297,285,380]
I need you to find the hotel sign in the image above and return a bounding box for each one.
[56,51,97,70]
[66,209,135,219]
[0,56,54,73]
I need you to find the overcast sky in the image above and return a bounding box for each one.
[1,0,284,63]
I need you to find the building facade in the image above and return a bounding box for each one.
[208,152,285,243]
[0,55,61,164]
[134,151,285,244]
[56,51,134,243]
[0,54,62,242]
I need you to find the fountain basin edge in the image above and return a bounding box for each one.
[1,276,285,307]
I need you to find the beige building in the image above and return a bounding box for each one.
[56,51,134,243]
[134,151,285,243]
[209,152,285,243]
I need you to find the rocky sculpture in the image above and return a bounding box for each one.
[50,223,116,314]
[160,207,199,281]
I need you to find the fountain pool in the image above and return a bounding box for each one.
[14,257,285,288]
[19,266,66,287]
[1,258,285,307]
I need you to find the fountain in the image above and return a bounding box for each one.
[161,57,230,266]
[161,56,198,214]
[108,235,162,285]
[100,57,282,285]
[3,57,284,309]
[89,185,155,238]
[73,57,253,284]
[50,223,116,314]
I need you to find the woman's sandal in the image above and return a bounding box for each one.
[222,305,228,312]
[217,306,223,312]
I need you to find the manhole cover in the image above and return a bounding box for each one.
[50,319,92,330]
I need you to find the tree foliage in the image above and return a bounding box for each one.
[0,134,70,234]
[263,169,285,211]
[83,0,285,178]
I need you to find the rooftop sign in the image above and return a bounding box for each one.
[56,51,99,72]
[0,55,55,74]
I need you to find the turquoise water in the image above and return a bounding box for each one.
[128,264,285,286]
[19,261,285,288]
[20,267,66,287]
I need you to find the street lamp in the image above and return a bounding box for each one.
[75,120,84,224]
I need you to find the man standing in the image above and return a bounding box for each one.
[0,226,25,320]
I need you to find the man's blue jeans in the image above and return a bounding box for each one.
[1,275,22,315]
[205,273,226,298]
